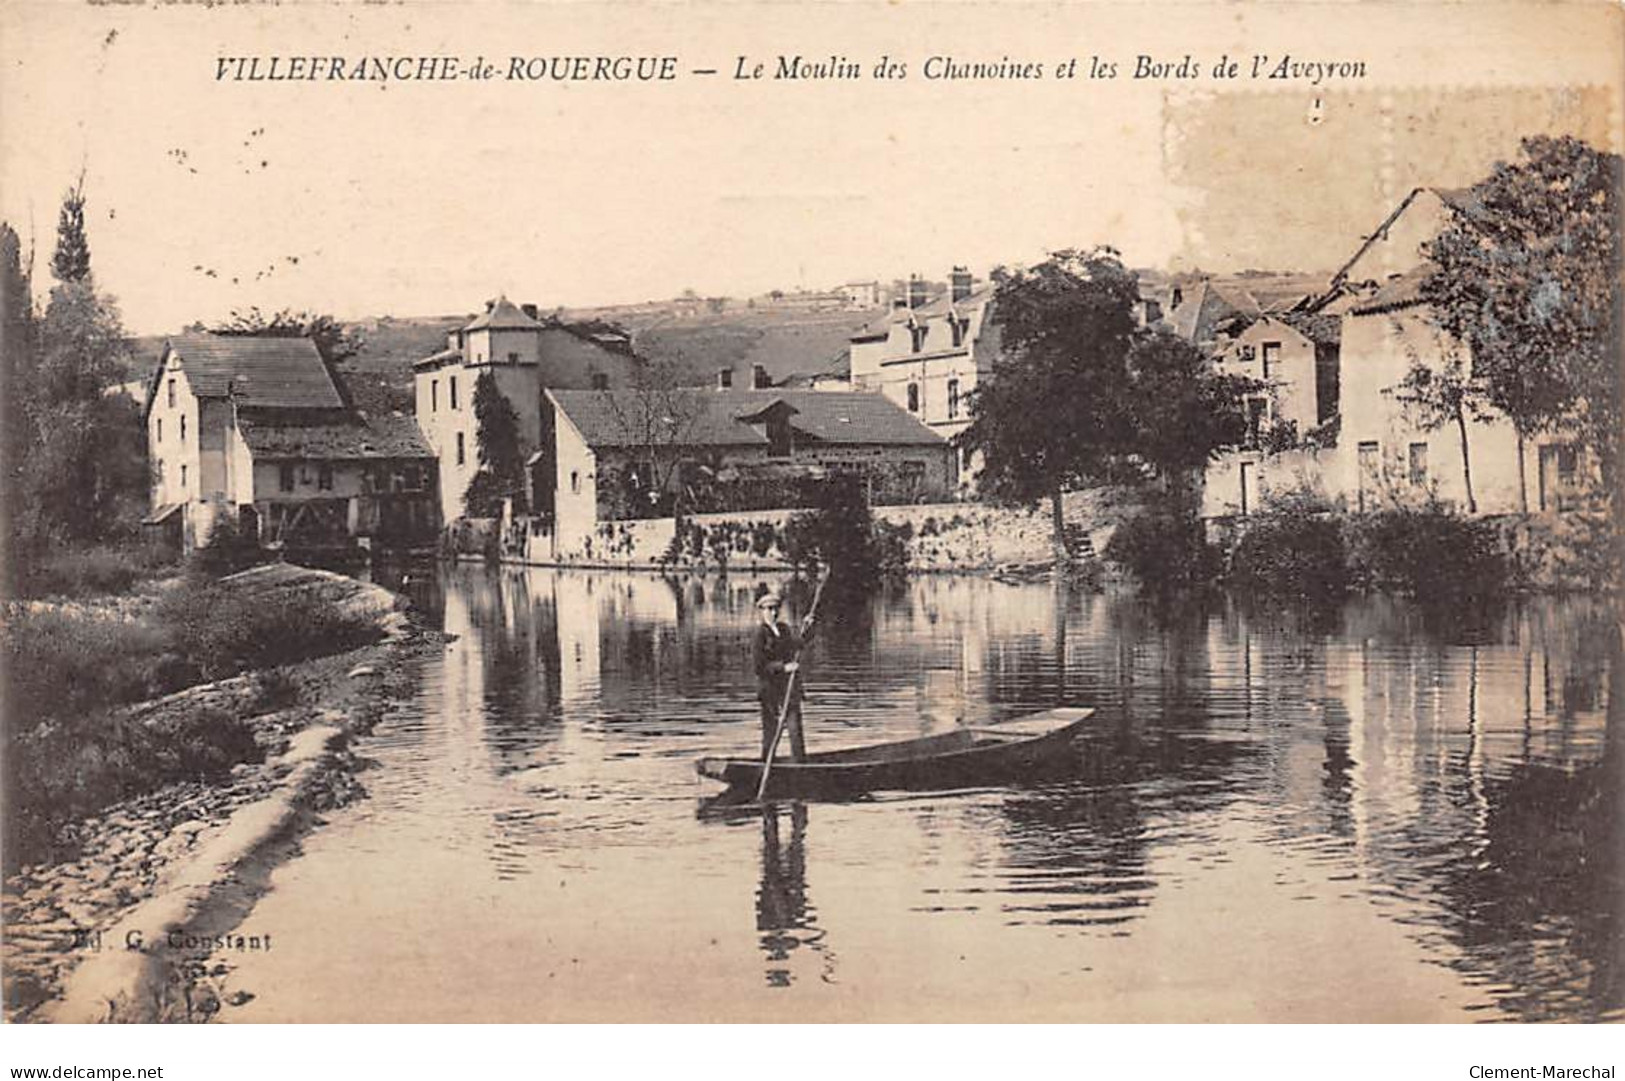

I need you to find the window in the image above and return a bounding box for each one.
[591,372,610,390]
[279,463,295,492]
[167,378,176,408]
[450,376,459,410]
[180,464,187,487]
[949,317,965,348]
[570,470,580,494]
[455,432,465,465]
[180,415,187,443]
[318,463,334,491]
[947,379,960,420]
[1236,344,1256,363]
[906,383,920,413]
[1357,441,1380,513]
[910,326,927,353]
[1262,342,1281,380]
[1407,442,1428,486]
[1245,398,1267,445]
[431,380,438,412]
[156,418,162,442]
[507,351,520,364]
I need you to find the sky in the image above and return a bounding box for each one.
[1,1,1619,334]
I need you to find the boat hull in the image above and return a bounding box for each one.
[696,707,1093,799]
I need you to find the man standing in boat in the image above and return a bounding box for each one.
[753,590,815,762]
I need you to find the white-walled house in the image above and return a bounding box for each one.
[412,296,639,523]
[848,267,998,482]
[1202,185,1599,523]
[143,334,438,551]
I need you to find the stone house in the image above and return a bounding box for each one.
[847,266,998,485]
[1202,186,1598,521]
[538,387,953,560]
[143,334,437,552]
[412,296,640,525]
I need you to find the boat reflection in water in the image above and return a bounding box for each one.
[214,566,1620,1022]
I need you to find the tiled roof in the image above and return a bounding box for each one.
[163,334,345,410]
[1281,312,1343,345]
[1164,281,1260,343]
[464,296,542,332]
[1350,266,1433,316]
[550,389,946,450]
[238,411,433,460]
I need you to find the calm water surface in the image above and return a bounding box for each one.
[220,567,1620,1022]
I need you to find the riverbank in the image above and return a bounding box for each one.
[2,564,436,1023]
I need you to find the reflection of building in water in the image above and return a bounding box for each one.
[551,571,603,707]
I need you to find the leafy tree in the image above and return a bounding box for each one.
[464,369,527,517]
[1122,330,1254,491]
[210,307,362,366]
[957,248,1140,558]
[1421,135,1623,510]
[1393,347,1491,514]
[50,172,90,285]
[597,356,703,524]
[2,223,38,593]
[6,179,144,553]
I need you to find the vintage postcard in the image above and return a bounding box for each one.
[1,0,1620,1048]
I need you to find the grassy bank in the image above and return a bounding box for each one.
[2,565,387,871]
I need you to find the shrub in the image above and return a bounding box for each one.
[782,475,909,593]
[1228,492,1348,602]
[1103,500,1222,593]
[12,543,177,599]
[3,611,174,725]
[190,516,269,579]
[5,705,263,870]
[1345,506,1508,601]
[157,580,382,679]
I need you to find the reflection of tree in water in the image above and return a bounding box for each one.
[476,578,564,772]
[994,724,1260,929]
[1422,629,1622,1021]
[756,803,835,988]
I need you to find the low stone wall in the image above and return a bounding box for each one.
[505,489,1138,574]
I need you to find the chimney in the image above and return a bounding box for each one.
[485,300,495,313]
[908,274,928,310]
[752,364,771,390]
[718,367,733,390]
[521,303,539,320]
[950,266,973,302]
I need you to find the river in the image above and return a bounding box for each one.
[216,566,1620,1022]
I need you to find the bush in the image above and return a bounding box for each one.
[5,705,263,870]
[1103,501,1222,593]
[1228,493,1348,602]
[1346,506,1508,602]
[782,475,909,593]
[12,543,177,599]
[3,611,176,725]
[190,516,269,579]
[157,579,383,679]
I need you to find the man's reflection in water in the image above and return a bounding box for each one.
[755,802,834,987]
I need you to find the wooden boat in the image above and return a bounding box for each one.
[696,706,1094,799]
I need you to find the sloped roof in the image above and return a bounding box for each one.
[1281,312,1343,345]
[162,334,345,410]
[550,388,945,450]
[463,296,543,332]
[238,411,433,460]
[1350,266,1433,316]
[1164,281,1260,343]
[850,284,996,341]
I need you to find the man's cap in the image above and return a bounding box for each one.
[756,590,783,609]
